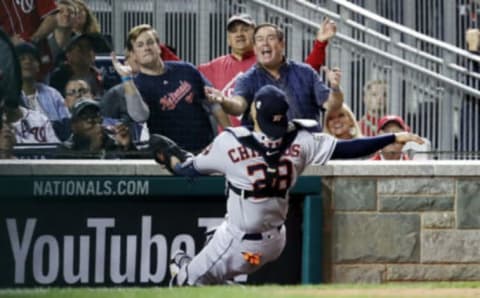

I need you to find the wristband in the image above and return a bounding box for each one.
[121,76,133,82]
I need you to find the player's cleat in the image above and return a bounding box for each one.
[169,249,192,287]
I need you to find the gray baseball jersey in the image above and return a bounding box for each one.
[175,126,336,285]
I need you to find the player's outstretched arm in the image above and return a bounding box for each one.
[331,132,424,159]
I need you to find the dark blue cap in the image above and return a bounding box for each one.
[71,98,100,118]
[15,42,41,63]
[254,85,289,139]
[65,33,111,53]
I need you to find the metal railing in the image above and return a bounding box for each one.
[84,0,480,159]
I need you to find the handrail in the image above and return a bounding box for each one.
[249,0,480,98]
[338,34,480,97]
[327,0,480,64]
[296,0,480,66]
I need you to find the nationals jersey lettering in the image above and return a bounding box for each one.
[159,80,194,110]
[15,0,34,13]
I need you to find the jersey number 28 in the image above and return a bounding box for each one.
[247,159,293,197]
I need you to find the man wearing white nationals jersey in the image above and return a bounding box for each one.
[154,84,424,286]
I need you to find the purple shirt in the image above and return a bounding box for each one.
[234,60,330,131]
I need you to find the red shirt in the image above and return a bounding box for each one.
[198,51,256,127]
[0,0,57,40]
[160,44,180,61]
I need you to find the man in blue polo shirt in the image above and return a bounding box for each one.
[205,23,343,131]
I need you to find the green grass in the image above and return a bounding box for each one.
[1,282,480,298]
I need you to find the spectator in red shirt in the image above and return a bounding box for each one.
[0,0,57,44]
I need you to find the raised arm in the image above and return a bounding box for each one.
[323,67,344,111]
[30,14,57,43]
[111,52,150,122]
[305,17,336,71]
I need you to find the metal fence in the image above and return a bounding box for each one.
[84,0,480,159]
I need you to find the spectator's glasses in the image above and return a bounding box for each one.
[78,111,102,125]
[66,87,90,97]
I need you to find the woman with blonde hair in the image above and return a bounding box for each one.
[324,103,362,139]
[72,0,101,34]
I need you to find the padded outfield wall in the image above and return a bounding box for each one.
[0,160,479,287]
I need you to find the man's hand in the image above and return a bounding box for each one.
[316,17,337,42]
[113,123,131,149]
[325,67,342,89]
[111,52,133,78]
[204,86,225,104]
[394,132,425,145]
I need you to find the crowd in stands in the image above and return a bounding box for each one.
[0,0,439,161]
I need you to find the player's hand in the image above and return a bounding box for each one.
[111,52,133,78]
[324,67,342,89]
[316,17,337,42]
[154,152,180,171]
[204,86,225,104]
[394,132,425,145]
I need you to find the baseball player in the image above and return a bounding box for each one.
[150,85,424,286]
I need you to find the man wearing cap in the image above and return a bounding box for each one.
[204,23,343,133]
[200,13,336,127]
[152,85,424,286]
[16,42,71,141]
[61,98,134,157]
[49,32,110,97]
[371,115,410,160]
